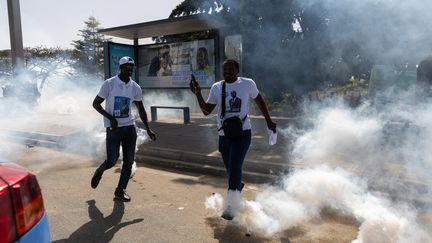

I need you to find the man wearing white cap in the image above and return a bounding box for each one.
[91,56,156,202]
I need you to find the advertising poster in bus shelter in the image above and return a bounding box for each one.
[138,39,215,88]
[108,42,135,77]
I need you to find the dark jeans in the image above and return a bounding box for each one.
[218,130,252,191]
[98,125,137,190]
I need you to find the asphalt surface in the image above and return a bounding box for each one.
[3,143,361,243]
[2,113,431,242]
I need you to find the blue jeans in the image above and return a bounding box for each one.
[98,125,137,189]
[218,130,252,191]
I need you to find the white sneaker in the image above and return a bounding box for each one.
[221,205,234,220]
[222,190,241,220]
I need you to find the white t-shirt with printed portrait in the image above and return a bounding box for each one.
[97,75,143,128]
[207,77,259,136]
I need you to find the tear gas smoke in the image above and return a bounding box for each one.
[0,65,156,171]
[202,1,432,240]
[207,166,430,242]
[0,58,202,172]
[214,0,432,95]
[141,89,203,119]
[206,97,432,242]
[295,0,432,63]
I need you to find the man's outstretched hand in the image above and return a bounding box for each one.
[147,129,156,141]
[110,118,118,131]
[267,121,277,133]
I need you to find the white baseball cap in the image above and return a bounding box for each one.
[119,56,135,66]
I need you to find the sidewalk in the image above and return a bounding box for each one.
[136,114,301,183]
[2,112,430,207]
[0,112,300,183]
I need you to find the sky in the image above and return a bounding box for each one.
[0,0,183,50]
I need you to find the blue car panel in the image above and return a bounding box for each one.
[17,212,51,243]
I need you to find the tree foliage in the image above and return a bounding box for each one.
[0,50,12,79]
[71,16,107,76]
[25,47,74,90]
[168,0,372,97]
[0,47,73,89]
[1,46,75,104]
[1,16,108,103]
[170,0,228,17]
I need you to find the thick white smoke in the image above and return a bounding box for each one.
[0,68,151,172]
[206,97,432,242]
[141,89,203,120]
[296,0,432,64]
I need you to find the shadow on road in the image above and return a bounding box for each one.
[53,199,143,243]
[170,175,227,189]
[205,217,300,243]
[205,217,271,243]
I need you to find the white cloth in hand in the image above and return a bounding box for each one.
[267,128,277,146]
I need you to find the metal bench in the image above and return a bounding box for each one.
[150,106,190,124]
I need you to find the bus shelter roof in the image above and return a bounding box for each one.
[99,14,226,39]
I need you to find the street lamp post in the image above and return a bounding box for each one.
[7,0,24,74]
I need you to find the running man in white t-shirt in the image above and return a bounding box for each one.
[190,59,276,220]
[91,56,156,202]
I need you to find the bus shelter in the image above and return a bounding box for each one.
[99,14,242,89]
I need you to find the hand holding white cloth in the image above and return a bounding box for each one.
[267,128,277,145]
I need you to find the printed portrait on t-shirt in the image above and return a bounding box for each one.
[228,90,242,113]
[114,96,131,118]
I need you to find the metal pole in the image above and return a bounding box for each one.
[7,0,24,74]
[103,42,110,79]
[134,38,139,82]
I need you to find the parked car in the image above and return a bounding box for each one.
[0,157,51,243]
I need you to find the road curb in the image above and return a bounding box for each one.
[135,154,277,184]
[137,145,294,176]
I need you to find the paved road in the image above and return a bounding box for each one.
[42,165,257,243]
[3,143,360,243]
[2,112,432,242]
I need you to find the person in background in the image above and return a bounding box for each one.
[148,45,171,76]
[157,52,173,76]
[196,47,210,70]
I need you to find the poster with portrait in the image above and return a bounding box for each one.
[138,39,215,88]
